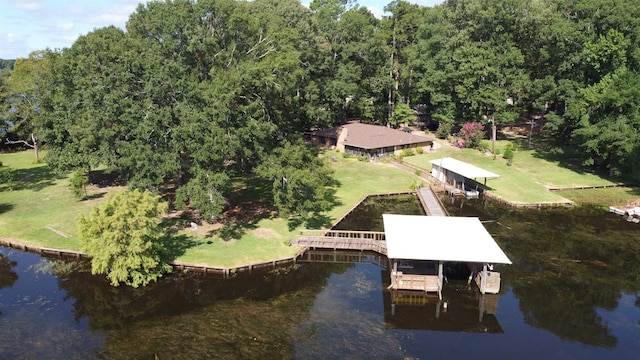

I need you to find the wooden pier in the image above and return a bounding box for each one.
[417,186,449,217]
[292,229,387,255]
[292,189,449,255]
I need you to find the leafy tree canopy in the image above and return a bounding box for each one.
[78,189,172,287]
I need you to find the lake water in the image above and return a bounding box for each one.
[1,195,639,359]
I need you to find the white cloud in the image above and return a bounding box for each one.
[367,6,385,19]
[57,23,75,32]
[0,32,30,59]
[15,2,40,11]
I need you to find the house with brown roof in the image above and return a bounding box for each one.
[310,122,434,157]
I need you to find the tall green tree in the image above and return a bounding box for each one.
[78,189,172,287]
[383,0,423,120]
[2,50,55,161]
[256,140,334,218]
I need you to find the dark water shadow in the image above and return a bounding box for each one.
[451,199,637,348]
[0,253,19,290]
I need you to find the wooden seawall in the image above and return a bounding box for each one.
[0,238,307,279]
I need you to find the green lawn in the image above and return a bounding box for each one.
[1,150,419,267]
[177,153,420,267]
[403,139,625,203]
[0,151,94,250]
[2,146,636,269]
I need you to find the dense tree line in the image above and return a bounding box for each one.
[2,0,640,219]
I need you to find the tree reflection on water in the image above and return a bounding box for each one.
[1,195,639,358]
[449,200,640,348]
[51,258,352,358]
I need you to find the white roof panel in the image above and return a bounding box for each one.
[429,157,500,179]
[383,214,511,264]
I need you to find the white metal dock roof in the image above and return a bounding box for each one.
[429,157,500,179]
[383,214,512,264]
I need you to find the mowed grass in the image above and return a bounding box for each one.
[3,145,635,268]
[176,153,420,267]
[1,151,419,267]
[0,151,94,250]
[403,139,627,203]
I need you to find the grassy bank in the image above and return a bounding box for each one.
[176,152,420,266]
[0,150,419,267]
[2,147,636,268]
[403,139,628,204]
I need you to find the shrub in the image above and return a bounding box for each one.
[458,122,485,149]
[503,143,514,166]
[342,152,354,159]
[400,148,414,158]
[380,157,390,164]
[409,179,422,191]
[435,121,453,139]
[78,189,172,287]
[357,155,369,162]
[416,147,424,154]
[0,165,12,189]
[69,168,89,199]
[478,140,490,153]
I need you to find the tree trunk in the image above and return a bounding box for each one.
[31,133,39,162]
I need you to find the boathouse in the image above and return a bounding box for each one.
[383,214,511,297]
[429,157,500,199]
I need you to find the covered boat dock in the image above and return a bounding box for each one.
[429,157,500,199]
[383,214,512,298]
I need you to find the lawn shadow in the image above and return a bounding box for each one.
[287,178,343,231]
[530,142,633,183]
[1,164,61,192]
[0,203,14,214]
[162,233,194,262]
[287,212,334,231]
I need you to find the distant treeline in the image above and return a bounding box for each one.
[0,59,15,78]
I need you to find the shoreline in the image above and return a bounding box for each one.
[0,237,309,278]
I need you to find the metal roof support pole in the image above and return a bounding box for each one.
[480,263,488,294]
[438,261,444,300]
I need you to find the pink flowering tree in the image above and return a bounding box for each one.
[457,122,485,149]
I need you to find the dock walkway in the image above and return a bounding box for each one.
[293,189,449,254]
[417,187,448,217]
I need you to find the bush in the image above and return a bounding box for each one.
[478,140,491,153]
[458,122,485,149]
[357,155,369,162]
[0,165,13,189]
[409,179,422,191]
[342,152,354,159]
[69,168,89,199]
[416,147,424,154]
[380,157,390,164]
[503,143,514,166]
[435,121,453,139]
[400,148,414,158]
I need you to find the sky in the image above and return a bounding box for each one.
[0,0,443,60]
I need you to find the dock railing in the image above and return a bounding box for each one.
[293,230,387,254]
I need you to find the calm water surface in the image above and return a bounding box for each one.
[1,195,639,359]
